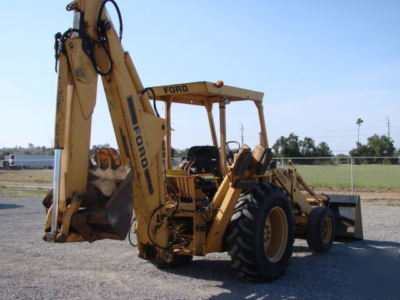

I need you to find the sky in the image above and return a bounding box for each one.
[0,0,399,154]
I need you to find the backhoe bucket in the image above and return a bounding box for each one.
[71,171,133,242]
[328,194,363,239]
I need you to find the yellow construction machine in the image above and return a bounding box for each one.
[43,0,362,281]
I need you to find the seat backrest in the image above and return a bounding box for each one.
[187,146,222,177]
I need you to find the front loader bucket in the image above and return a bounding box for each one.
[328,194,363,239]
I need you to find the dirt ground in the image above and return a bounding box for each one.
[1,196,399,299]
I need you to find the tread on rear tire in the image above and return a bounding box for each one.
[227,183,294,282]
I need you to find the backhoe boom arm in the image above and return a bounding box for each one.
[44,0,168,258]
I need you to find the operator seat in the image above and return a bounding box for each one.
[187,146,222,178]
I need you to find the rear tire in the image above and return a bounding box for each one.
[227,183,294,282]
[306,206,335,253]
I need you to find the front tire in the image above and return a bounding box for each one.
[306,206,335,253]
[227,183,294,281]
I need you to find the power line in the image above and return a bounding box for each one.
[267,125,390,136]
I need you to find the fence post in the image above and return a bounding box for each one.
[350,157,354,194]
[281,158,284,168]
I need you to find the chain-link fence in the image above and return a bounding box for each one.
[276,156,400,192]
[4,154,397,192]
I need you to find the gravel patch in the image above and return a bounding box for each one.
[0,196,399,299]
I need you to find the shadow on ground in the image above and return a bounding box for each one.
[0,203,24,210]
[164,239,400,299]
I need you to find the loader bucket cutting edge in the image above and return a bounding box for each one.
[327,194,363,240]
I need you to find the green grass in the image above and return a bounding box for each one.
[295,164,400,190]
[0,165,399,194]
[0,169,52,197]
[0,169,52,184]
[0,186,49,198]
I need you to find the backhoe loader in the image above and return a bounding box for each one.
[43,0,362,281]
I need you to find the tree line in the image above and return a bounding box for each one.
[0,144,54,160]
[349,134,398,164]
[1,135,399,165]
[271,133,398,164]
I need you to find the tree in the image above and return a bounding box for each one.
[299,137,316,157]
[315,142,333,157]
[171,147,188,158]
[286,133,302,157]
[335,153,349,164]
[272,133,301,157]
[0,145,54,157]
[349,135,395,164]
[367,135,395,157]
[273,134,331,157]
[298,136,318,164]
[272,136,288,156]
[350,143,370,157]
[356,118,364,143]
[273,134,332,165]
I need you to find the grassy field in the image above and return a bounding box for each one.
[0,169,52,197]
[0,169,52,184]
[0,186,49,198]
[0,165,399,198]
[296,164,400,190]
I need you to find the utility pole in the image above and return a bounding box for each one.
[239,123,245,145]
[386,116,390,139]
[356,118,363,144]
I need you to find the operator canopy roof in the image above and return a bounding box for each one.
[149,81,264,106]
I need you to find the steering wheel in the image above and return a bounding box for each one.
[225,141,241,165]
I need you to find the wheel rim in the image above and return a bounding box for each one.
[263,207,288,263]
[321,216,333,244]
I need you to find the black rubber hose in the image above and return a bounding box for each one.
[97,0,123,41]
[147,206,170,250]
[141,88,160,117]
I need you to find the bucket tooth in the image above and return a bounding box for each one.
[328,194,363,240]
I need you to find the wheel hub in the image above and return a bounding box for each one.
[263,207,288,262]
[321,217,333,244]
